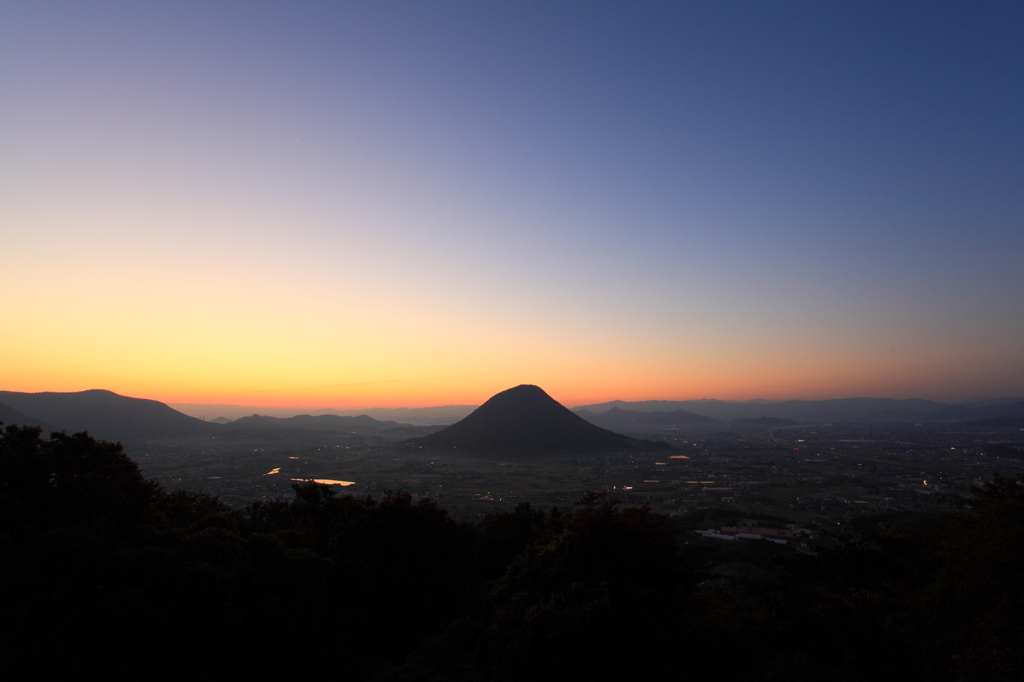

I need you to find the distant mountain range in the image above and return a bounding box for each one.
[575,407,718,431]
[168,402,476,426]
[215,413,442,440]
[571,408,799,430]
[3,389,1023,444]
[170,395,1024,426]
[404,385,671,453]
[573,396,1024,424]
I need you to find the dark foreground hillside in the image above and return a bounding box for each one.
[2,424,1022,680]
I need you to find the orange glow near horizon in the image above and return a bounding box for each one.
[4,357,1020,410]
[3,251,1021,408]
[3,321,1021,409]
[3,187,1021,409]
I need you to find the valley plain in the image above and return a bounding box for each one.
[131,419,1024,540]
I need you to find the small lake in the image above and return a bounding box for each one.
[291,478,355,486]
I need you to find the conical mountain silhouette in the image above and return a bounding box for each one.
[404,385,670,452]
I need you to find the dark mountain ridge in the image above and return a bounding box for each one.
[0,390,214,440]
[404,385,671,453]
[0,390,439,442]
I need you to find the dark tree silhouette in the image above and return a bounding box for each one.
[4,423,1022,681]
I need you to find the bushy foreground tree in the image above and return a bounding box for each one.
[0,425,479,675]
[2,424,1022,680]
[399,492,695,681]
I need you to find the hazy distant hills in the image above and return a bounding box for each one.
[405,385,671,453]
[217,413,441,439]
[575,406,719,431]
[225,413,404,433]
[573,397,1024,424]
[318,405,477,426]
[168,402,476,426]
[573,408,800,430]
[0,390,215,440]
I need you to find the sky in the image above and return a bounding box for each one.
[2,1,1022,409]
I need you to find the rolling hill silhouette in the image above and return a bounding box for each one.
[404,385,671,453]
[0,390,214,440]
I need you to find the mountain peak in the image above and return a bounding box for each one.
[475,384,562,412]
[404,385,670,453]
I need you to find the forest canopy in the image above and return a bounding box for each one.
[1,424,1022,680]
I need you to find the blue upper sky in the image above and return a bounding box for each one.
[1,1,1021,405]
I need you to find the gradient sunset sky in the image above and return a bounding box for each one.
[2,1,1022,409]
